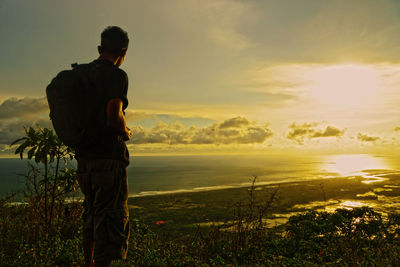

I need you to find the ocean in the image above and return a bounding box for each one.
[0,153,397,198]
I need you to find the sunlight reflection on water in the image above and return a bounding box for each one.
[321,154,390,177]
[303,200,378,213]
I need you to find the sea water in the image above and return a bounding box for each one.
[0,153,397,198]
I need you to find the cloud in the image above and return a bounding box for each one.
[287,122,316,142]
[203,0,254,50]
[287,122,344,144]
[129,116,273,145]
[218,116,250,129]
[124,110,157,121]
[311,126,345,138]
[0,97,48,120]
[357,133,380,142]
[124,110,217,128]
[0,118,53,145]
[241,63,400,109]
[0,97,52,145]
[240,64,316,107]
[295,0,400,63]
[0,144,15,154]
[208,26,251,51]
[148,0,254,52]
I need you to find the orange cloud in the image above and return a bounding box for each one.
[130,117,272,145]
[357,133,380,142]
[287,122,344,144]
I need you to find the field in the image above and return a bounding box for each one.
[131,172,400,238]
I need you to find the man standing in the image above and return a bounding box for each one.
[76,26,131,267]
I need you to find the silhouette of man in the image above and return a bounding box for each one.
[76,26,131,267]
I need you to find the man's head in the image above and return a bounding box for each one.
[98,26,129,67]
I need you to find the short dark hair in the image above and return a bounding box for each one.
[100,26,129,54]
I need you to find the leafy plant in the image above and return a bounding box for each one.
[11,126,76,228]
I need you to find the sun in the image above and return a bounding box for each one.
[309,65,381,107]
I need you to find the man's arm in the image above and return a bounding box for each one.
[107,98,131,140]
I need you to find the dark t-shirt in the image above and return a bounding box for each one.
[75,59,130,165]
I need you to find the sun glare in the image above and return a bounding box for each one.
[322,154,388,176]
[309,65,381,107]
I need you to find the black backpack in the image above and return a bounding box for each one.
[46,63,90,149]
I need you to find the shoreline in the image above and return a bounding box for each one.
[129,169,400,203]
[128,177,310,198]
[129,171,400,235]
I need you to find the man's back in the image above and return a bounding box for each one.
[75,59,129,165]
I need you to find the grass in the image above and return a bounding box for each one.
[2,174,400,266]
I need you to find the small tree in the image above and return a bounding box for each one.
[11,126,77,228]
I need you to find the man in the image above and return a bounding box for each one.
[76,26,131,267]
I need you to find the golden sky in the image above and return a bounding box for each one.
[1,0,400,155]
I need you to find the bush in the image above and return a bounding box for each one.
[0,126,82,266]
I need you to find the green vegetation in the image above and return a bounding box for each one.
[2,126,81,266]
[1,126,400,266]
[3,193,400,266]
[10,126,77,228]
[124,207,400,266]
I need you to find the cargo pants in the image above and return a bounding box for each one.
[77,158,129,261]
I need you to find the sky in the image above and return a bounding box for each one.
[1,0,400,156]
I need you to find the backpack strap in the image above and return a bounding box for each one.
[71,63,90,86]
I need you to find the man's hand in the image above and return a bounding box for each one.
[107,98,129,139]
[123,127,132,141]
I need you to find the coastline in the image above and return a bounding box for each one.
[128,177,305,198]
[128,171,400,235]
